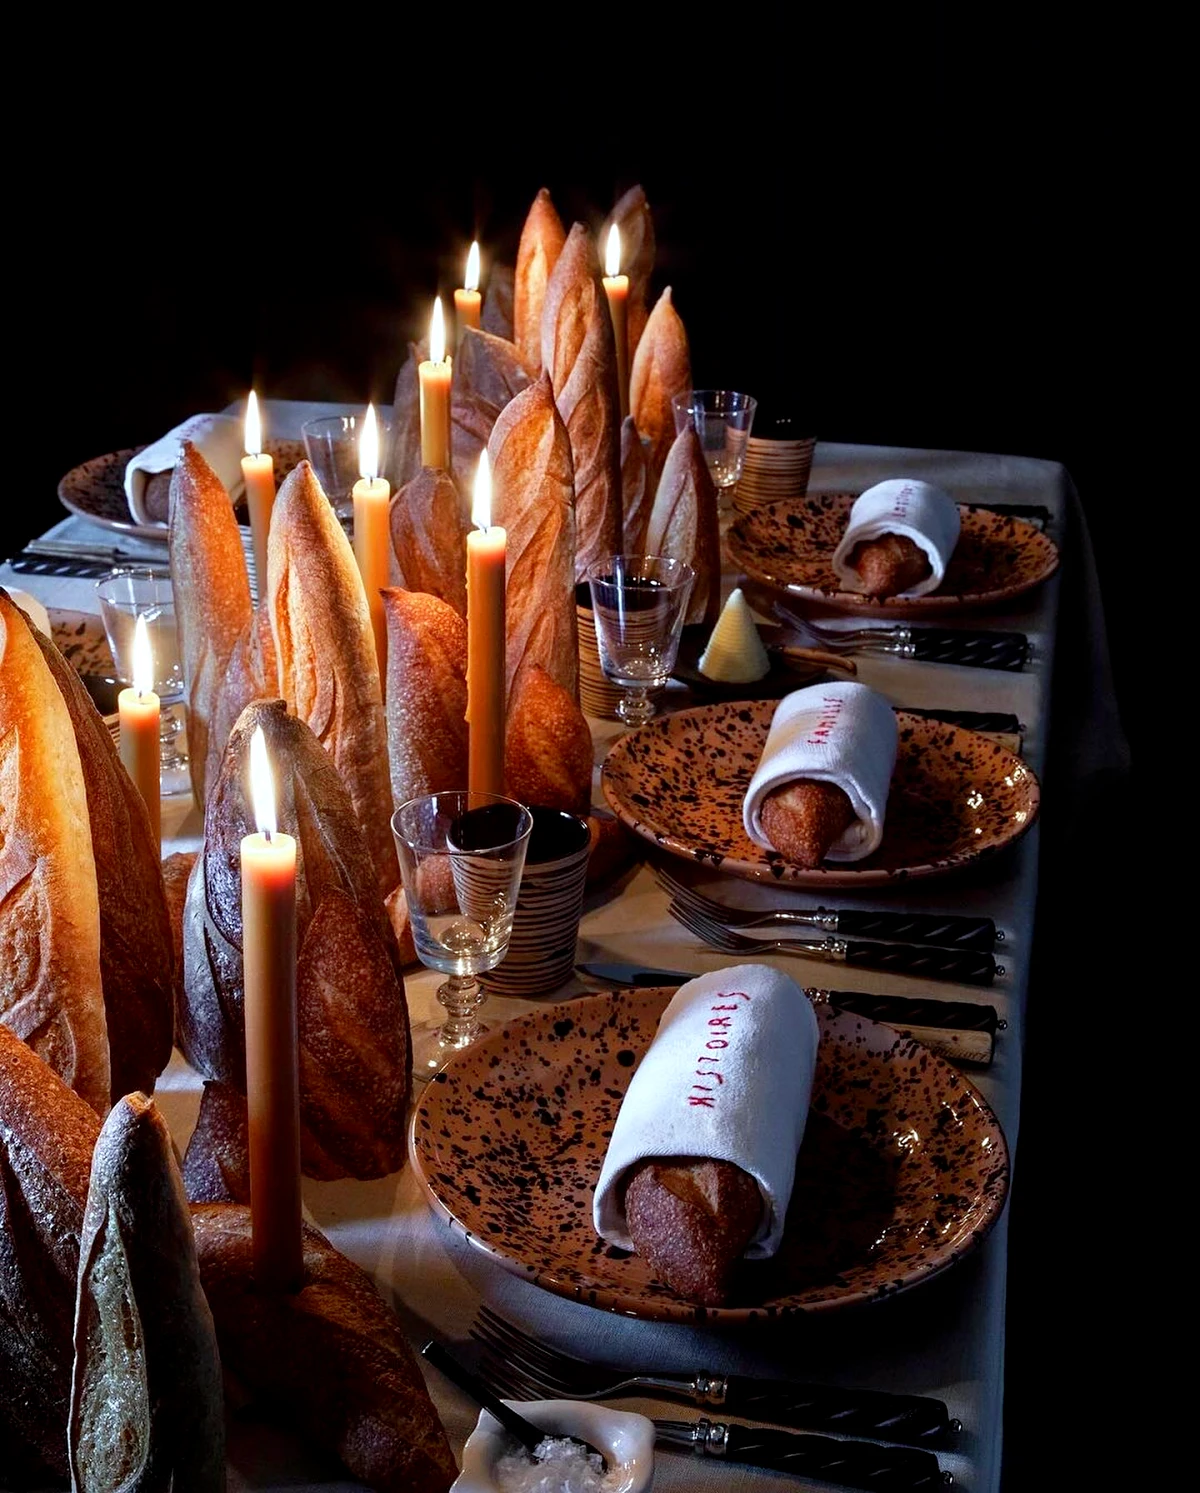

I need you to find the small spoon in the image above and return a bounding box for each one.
[422,1339,607,1470]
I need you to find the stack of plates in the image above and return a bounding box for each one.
[735,419,817,509]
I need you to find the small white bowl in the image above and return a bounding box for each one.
[453,1399,655,1493]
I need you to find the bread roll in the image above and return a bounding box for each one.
[624,1157,763,1307]
[759,780,856,869]
[0,1022,101,1483]
[384,588,469,810]
[629,286,691,494]
[620,414,651,555]
[541,222,623,580]
[267,459,398,898]
[192,1204,456,1493]
[481,260,515,340]
[183,1079,250,1204]
[514,187,566,376]
[69,1093,224,1493]
[168,441,254,808]
[489,373,579,703]
[847,532,932,597]
[611,184,655,357]
[0,590,109,1116]
[505,664,593,817]
[180,700,411,1180]
[643,424,721,627]
[389,468,469,617]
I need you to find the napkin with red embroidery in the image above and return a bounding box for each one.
[592,965,819,1258]
[831,477,961,597]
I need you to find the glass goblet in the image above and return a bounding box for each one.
[95,568,190,797]
[586,555,695,727]
[391,791,533,1081]
[301,411,395,531]
[671,389,758,514]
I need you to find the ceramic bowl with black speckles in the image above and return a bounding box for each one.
[409,987,1010,1324]
[727,493,1059,618]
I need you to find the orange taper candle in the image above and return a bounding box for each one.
[241,724,302,1294]
[466,450,506,795]
[118,613,160,847]
[454,240,482,346]
[241,390,276,598]
[601,224,630,419]
[418,296,453,470]
[352,402,391,673]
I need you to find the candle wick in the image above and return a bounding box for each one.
[264,827,272,844]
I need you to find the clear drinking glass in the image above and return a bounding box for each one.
[586,555,695,726]
[391,791,533,1081]
[95,568,190,796]
[671,389,758,511]
[301,411,395,528]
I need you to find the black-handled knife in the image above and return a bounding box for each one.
[906,628,1029,671]
[839,938,997,986]
[720,1375,954,1447]
[655,1418,947,1489]
[768,907,997,952]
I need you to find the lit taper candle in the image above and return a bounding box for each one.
[466,450,506,795]
[455,240,482,343]
[418,296,453,470]
[601,224,630,419]
[352,402,391,673]
[118,613,160,846]
[241,390,276,597]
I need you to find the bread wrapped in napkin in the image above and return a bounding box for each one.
[180,699,411,1180]
[125,412,246,526]
[643,423,721,627]
[743,682,900,866]
[831,478,962,598]
[594,965,819,1305]
[629,285,691,494]
[514,186,567,376]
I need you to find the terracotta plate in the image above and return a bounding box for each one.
[410,988,1010,1322]
[601,701,1039,887]
[57,440,306,542]
[727,493,1060,618]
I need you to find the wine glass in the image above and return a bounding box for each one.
[391,791,533,1081]
[671,389,758,516]
[95,568,190,797]
[586,555,695,727]
[302,411,395,530]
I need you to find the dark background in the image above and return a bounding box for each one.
[10,20,1135,1488]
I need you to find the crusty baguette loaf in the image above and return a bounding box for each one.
[192,1204,456,1493]
[183,1079,250,1204]
[514,187,567,376]
[643,424,721,627]
[268,459,398,898]
[389,469,469,617]
[168,441,255,808]
[455,324,531,410]
[481,260,515,340]
[611,184,655,357]
[0,1022,101,1483]
[30,617,174,1104]
[69,1093,224,1493]
[489,373,579,704]
[541,222,624,581]
[624,1156,763,1306]
[209,602,278,793]
[505,664,593,817]
[383,588,469,810]
[847,532,932,597]
[1,590,110,1116]
[760,780,856,868]
[162,850,198,975]
[181,700,411,1181]
[620,414,651,555]
[390,339,424,490]
[629,286,691,495]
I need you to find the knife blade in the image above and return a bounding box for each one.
[576,965,1000,1065]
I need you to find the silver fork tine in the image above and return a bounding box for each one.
[666,900,754,953]
[655,870,757,927]
[472,1354,550,1403]
[472,1315,595,1395]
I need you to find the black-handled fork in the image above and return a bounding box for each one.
[656,1419,948,1487]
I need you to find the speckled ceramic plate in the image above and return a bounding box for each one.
[727,493,1060,618]
[410,988,1010,1322]
[57,440,306,542]
[601,701,1039,887]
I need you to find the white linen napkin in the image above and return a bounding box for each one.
[124,414,246,525]
[742,681,899,861]
[593,965,819,1259]
[830,478,961,597]
[4,588,51,637]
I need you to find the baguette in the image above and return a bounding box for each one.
[847,532,932,597]
[489,372,579,704]
[629,286,691,494]
[268,459,398,898]
[69,1093,224,1493]
[455,324,530,410]
[643,424,721,627]
[384,588,469,809]
[183,1079,250,1204]
[168,441,255,808]
[620,413,651,555]
[389,339,424,489]
[514,187,567,376]
[192,1203,457,1493]
[759,780,856,868]
[481,260,515,340]
[0,590,110,1116]
[389,468,469,617]
[505,663,593,817]
[611,184,655,357]
[0,1022,101,1483]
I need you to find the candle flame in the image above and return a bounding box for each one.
[472,449,492,530]
[132,613,154,696]
[605,223,621,278]
[249,724,277,839]
[465,240,480,292]
[359,402,379,481]
[429,296,446,364]
[244,389,262,457]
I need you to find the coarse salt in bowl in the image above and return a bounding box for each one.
[453,1400,654,1493]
